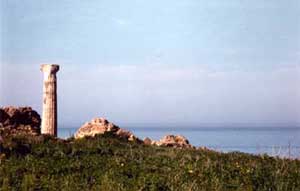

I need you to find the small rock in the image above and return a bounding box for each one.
[143,137,152,145]
[155,135,192,148]
[116,128,132,139]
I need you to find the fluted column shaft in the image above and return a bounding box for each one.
[41,64,59,136]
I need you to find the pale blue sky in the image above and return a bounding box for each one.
[1,0,300,127]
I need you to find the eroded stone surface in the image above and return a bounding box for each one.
[74,117,140,142]
[143,137,152,145]
[74,118,193,148]
[0,106,41,136]
[153,135,192,148]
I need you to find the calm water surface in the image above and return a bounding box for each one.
[58,127,300,158]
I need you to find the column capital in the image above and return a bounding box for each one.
[40,64,60,74]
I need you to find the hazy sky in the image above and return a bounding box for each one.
[1,0,300,127]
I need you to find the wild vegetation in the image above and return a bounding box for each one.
[0,133,300,191]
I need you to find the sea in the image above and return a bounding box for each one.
[58,127,300,158]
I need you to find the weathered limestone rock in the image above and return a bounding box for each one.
[75,117,140,142]
[75,117,119,138]
[40,64,59,136]
[143,137,152,145]
[0,106,41,136]
[116,128,137,141]
[74,118,192,148]
[153,135,192,148]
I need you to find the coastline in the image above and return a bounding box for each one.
[58,127,300,158]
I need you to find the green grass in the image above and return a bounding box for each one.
[0,133,300,191]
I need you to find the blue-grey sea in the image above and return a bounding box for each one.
[58,127,300,158]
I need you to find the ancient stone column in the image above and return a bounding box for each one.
[40,64,59,136]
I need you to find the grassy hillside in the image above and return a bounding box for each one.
[0,133,300,191]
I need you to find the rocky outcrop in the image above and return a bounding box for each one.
[148,135,192,148]
[0,107,41,136]
[75,117,193,148]
[74,117,140,142]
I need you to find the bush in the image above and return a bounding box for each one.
[0,134,299,190]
